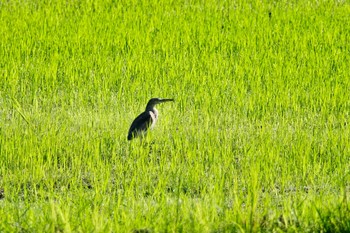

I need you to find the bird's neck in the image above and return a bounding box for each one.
[146,105,158,118]
[145,103,155,111]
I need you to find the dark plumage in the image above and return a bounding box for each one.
[127,98,174,140]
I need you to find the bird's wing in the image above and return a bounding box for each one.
[128,111,153,140]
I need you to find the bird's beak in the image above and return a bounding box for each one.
[160,98,174,103]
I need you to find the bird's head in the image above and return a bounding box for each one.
[146,98,174,109]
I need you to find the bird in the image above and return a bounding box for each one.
[127,98,174,140]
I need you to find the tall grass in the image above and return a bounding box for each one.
[1,0,349,232]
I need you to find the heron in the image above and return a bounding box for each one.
[127,98,174,140]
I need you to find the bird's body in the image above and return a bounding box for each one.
[127,98,174,140]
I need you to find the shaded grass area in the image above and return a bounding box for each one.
[1,0,350,232]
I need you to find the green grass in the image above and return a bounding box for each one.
[1,0,350,232]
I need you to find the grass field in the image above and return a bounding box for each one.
[1,0,350,232]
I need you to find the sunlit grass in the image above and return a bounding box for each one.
[0,0,349,232]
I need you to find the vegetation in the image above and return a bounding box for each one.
[0,0,349,232]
